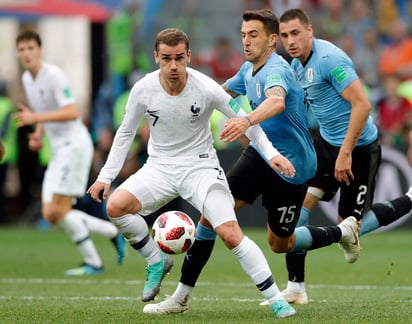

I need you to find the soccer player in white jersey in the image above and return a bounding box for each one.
[14,30,126,276]
[87,27,298,316]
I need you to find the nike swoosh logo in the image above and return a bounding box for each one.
[350,226,359,246]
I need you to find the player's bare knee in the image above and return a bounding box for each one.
[107,189,142,217]
[106,198,141,218]
[269,244,288,253]
[268,236,291,253]
[215,221,243,249]
[42,205,65,224]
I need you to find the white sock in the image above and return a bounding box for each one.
[57,210,103,268]
[71,209,118,239]
[109,214,161,264]
[172,282,193,304]
[231,236,280,302]
[286,280,306,293]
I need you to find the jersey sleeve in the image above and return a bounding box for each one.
[51,69,76,107]
[97,83,145,184]
[211,84,280,161]
[322,50,358,94]
[225,63,248,96]
[263,64,289,95]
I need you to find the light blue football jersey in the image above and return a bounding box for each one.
[226,52,316,184]
[290,38,378,146]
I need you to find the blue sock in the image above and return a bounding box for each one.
[196,222,216,241]
[291,227,313,252]
[297,207,311,227]
[359,210,380,236]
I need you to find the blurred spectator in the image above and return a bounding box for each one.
[405,120,412,165]
[377,0,410,42]
[243,0,271,10]
[90,78,116,142]
[192,36,244,84]
[343,0,374,49]
[376,75,412,149]
[351,26,382,89]
[105,0,150,99]
[313,0,347,43]
[378,18,412,81]
[268,0,303,14]
[338,32,355,58]
[0,81,18,223]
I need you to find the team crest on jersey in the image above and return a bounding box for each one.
[256,83,261,98]
[190,102,201,123]
[307,68,313,83]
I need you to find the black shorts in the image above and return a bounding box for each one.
[227,146,308,238]
[310,134,381,219]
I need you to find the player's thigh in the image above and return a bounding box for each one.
[180,159,235,227]
[42,194,73,222]
[309,134,341,201]
[42,144,93,203]
[339,140,381,219]
[116,162,177,216]
[264,178,308,239]
[227,146,271,204]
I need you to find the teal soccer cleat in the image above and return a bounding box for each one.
[64,264,105,276]
[111,233,127,264]
[271,299,297,318]
[141,253,173,302]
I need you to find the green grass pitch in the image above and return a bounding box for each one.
[0,226,411,323]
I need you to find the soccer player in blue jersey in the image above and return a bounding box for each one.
[277,8,412,304]
[143,9,362,318]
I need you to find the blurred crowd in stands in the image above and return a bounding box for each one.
[1,0,412,224]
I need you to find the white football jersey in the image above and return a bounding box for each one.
[98,67,278,184]
[22,62,91,147]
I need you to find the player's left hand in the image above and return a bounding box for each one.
[220,117,250,142]
[87,181,110,203]
[270,155,296,178]
[13,103,37,127]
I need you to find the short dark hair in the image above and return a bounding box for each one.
[243,9,279,35]
[155,28,189,52]
[279,8,311,26]
[16,30,42,47]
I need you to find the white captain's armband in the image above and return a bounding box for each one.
[228,98,241,114]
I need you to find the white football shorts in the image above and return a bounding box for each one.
[117,154,236,227]
[42,138,93,203]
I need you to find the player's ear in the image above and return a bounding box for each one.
[186,49,191,63]
[269,33,277,48]
[154,50,160,64]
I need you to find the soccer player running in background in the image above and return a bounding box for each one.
[13,30,126,276]
[87,27,300,317]
[143,9,362,317]
[277,8,412,304]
